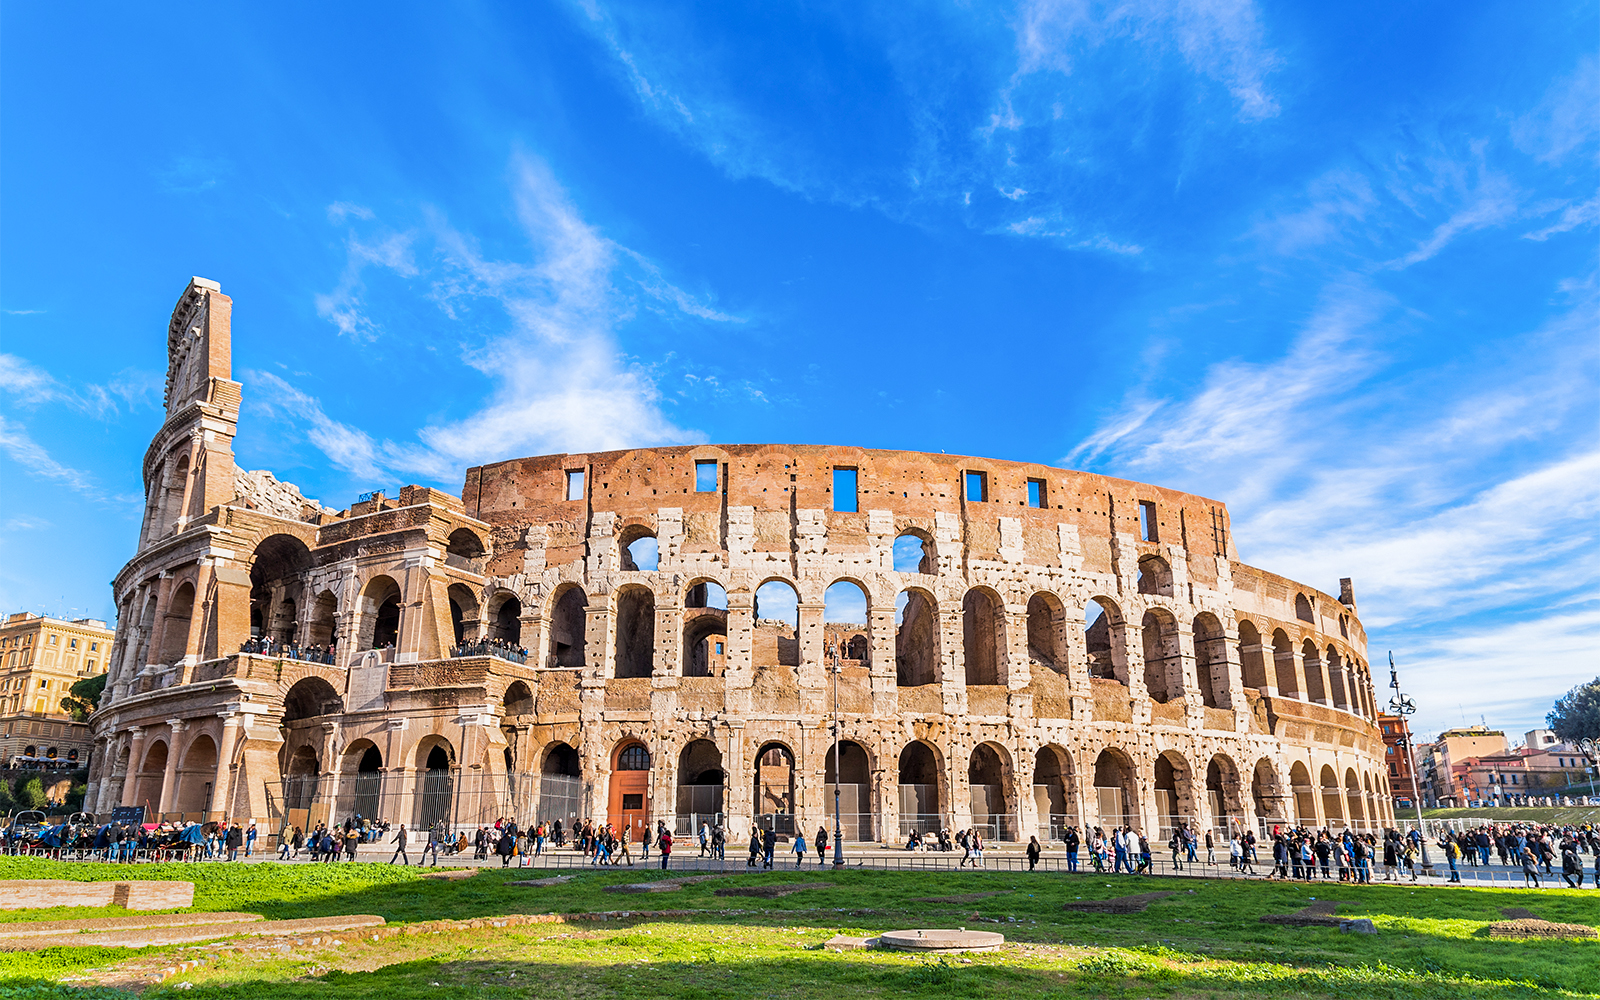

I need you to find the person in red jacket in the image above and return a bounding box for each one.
[657,821,673,870]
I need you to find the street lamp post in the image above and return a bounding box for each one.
[830,647,844,868]
[1386,652,1432,874]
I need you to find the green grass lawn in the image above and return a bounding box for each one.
[1423,805,1600,824]
[1,857,1596,998]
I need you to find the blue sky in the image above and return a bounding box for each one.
[2,2,1595,743]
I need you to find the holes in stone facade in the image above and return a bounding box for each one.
[1138,500,1159,542]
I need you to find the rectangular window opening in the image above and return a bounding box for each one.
[694,460,718,493]
[565,470,585,501]
[1138,500,1159,542]
[833,467,858,512]
[964,471,987,502]
[621,793,643,810]
[1026,479,1046,509]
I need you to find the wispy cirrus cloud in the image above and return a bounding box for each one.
[267,154,736,484]
[0,414,96,494]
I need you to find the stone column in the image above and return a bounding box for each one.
[211,713,243,821]
[867,604,898,716]
[156,721,186,815]
[796,601,825,689]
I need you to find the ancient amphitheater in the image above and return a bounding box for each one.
[87,278,1396,843]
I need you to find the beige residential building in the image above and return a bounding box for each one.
[0,612,114,769]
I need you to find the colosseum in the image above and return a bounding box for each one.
[86,277,1397,845]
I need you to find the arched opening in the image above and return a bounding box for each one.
[1345,767,1366,831]
[283,744,320,812]
[1192,613,1226,708]
[1327,646,1349,710]
[754,742,796,834]
[613,586,655,678]
[503,680,533,717]
[282,677,342,722]
[249,535,312,645]
[1136,554,1173,597]
[444,528,485,571]
[898,741,942,837]
[1032,745,1074,841]
[1026,593,1067,674]
[825,740,872,841]
[1251,759,1286,832]
[968,742,1015,840]
[1271,629,1298,699]
[549,586,588,667]
[1236,619,1268,692]
[824,580,869,665]
[753,580,799,669]
[608,741,651,836]
[175,735,217,816]
[162,455,188,537]
[683,580,729,677]
[1289,761,1315,826]
[1319,763,1343,830]
[135,740,168,814]
[892,531,935,574]
[1085,598,1126,683]
[1141,609,1180,703]
[490,595,523,645]
[343,742,383,821]
[415,741,455,831]
[446,583,478,647]
[308,590,339,650]
[1154,751,1192,838]
[1295,593,1315,623]
[537,742,581,826]
[1302,639,1326,704]
[619,525,659,571]
[894,589,938,686]
[159,582,195,663]
[675,739,724,834]
[358,575,403,651]
[1092,748,1139,831]
[1206,754,1243,840]
[962,588,1002,686]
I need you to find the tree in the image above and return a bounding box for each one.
[60,673,106,722]
[1547,676,1600,743]
[17,776,47,810]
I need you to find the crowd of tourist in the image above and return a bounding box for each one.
[1434,823,1600,888]
[448,638,529,664]
[239,636,338,663]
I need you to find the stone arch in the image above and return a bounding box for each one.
[282,742,320,811]
[282,676,342,723]
[542,741,580,775]
[162,453,189,537]
[1319,763,1343,828]
[962,586,1003,685]
[1205,753,1244,836]
[1136,554,1173,597]
[1153,749,1196,836]
[1345,767,1366,830]
[1192,612,1227,708]
[1295,593,1315,623]
[308,589,339,648]
[1084,597,1128,683]
[1236,619,1268,692]
[894,587,938,686]
[159,581,195,663]
[446,583,478,646]
[1326,645,1349,710]
[485,591,522,645]
[1289,760,1315,825]
[503,680,533,717]
[825,740,873,840]
[676,739,724,830]
[1091,747,1139,831]
[892,530,936,574]
[358,575,403,651]
[824,579,870,665]
[413,736,455,830]
[754,741,797,832]
[1026,592,1068,675]
[1032,744,1075,839]
[1141,608,1181,703]
[967,741,1016,840]
[613,585,655,678]
[1271,629,1298,698]
[618,524,659,572]
[897,740,943,835]
[134,739,169,811]
[250,534,313,644]
[175,734,217,815]
[1302,639,1326,703]
[1251,758,1287,829]
[444,528,485,568]
[548,585,588,667]
[341,739,383,820]
[753,579,799,669]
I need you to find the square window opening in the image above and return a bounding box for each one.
[833,468,858,512]
[1026,478,1046,508]
[565,470,585,501]
[1138,500,1159,542]
[694,460,718,493]
[621,793,644,810]
[965,471,987,502]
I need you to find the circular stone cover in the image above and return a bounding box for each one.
[878,929,1005,953]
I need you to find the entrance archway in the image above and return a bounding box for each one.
[607,741,651,836]
[967,742,1015,840]
[824,741,872,841]
[1032,745,1075,841]
[897,741,942,836]
[415,742,455,832]
[675,739,724,836]
[754,743,796,834]
[1092,748,1138,831]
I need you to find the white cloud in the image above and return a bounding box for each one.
[1511,54,1599,164]
[0,415,96,494]
[0,354,160,417]
[1523,195,1600,242]
[281,154,725,483]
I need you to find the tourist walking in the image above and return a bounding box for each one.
[390,824,410,865]
[1064,826,1080,872]
[747,827,762,868]
[815,825,829,866]
[1026,835,1042,871]
[762,827,777,869]
[1520,845,1541,887]
[793,830,808,867]
[658,824,673,870]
